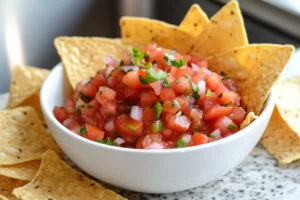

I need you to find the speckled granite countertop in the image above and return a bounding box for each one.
[107,145,300,200]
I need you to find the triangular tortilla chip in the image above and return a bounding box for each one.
[191,1,248,58]
[0,107,62,165]
[0,160,40,181]
[274,76,300,137]
[206,44,294,115]
[240,112,257,129]
[120,17,196,54]
[7,66,49,109]
[261,106,300,164]
[0,175,27,200]
[179,4,209,37]
[13,151,126,200]
[18,91,44,122]
[55,37,145,89]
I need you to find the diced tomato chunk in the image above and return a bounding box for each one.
[192,132,209,146]
[86,124,105,141]
[81,82,98,98]
[140,91,158,108]
[98,86,116,100]
[204,105,233,120]
[159,88,175,101]
[142,108,156,126]
[165,114,191,132]
[206,73,221,91]
[172,77,191,94]
[54,106,68,123]
[214,116,237,136]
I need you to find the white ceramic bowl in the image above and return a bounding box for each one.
[40,63,274,193]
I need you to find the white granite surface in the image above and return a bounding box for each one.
[1,50,299,200]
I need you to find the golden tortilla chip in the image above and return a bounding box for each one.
[191,1,248,58]
[0,175,27,200]
[274,76,300,137]
[206,44,294,115]
[7,66,49,109]
[0,107,62,165]
[261,106,300,164]
[13,151,126,200]
[0,160,40,181]
[18,92,44,122]
[179,4,209,37]
[55,37,145,89]
[240,112,258,129]
[120,17,196,54]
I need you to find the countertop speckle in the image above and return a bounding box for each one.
[104,145,300,200]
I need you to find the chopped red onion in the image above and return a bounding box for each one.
[203,67,213,75]
[114,137,125,145]
[145,142,164,150]
[182,134,192,144]
[105,55,115,64]
[130,106,143,121]
[150,80,162,95]
[106,66,114,77]
[121,66,139,73]
[210,128,221,138]
[80,78,90,85]
[198,80,206,94]
[104,119,115,133]
[191,63,200,72]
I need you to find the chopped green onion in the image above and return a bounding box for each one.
[227,124,236,130]
[163,79,171,88]
[174,139,188,148]
[205,89,213,97]
[126,125,136,132]
[155,102,163,119]
[151,120,164,133]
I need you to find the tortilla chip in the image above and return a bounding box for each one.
[13,151,126,200]
[261,106,300,164]
[179,4,209,37]
[274,76,300,137]
[18,92,44,122]
[0,107,62,165]
[191,1,248,58]
[206,44,294,115]
[7,66,49,109]
[0,175,27,200]
[240,112,258,129]
[0,160,40,181]
[120,17,196,54]
[55,37,145,89]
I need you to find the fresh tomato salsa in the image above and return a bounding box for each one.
[54,44,246,149]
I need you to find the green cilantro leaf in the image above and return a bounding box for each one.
[194,124,200,132]
[192,82,200,101]
[174,139,188,148]
[172,100,179,108]
[144,52,149,62]
[155,102,163,119]
[126,125,136,132]
[98,138,118,146]
[119,60,125,67]
[79,125,87,136]
[163,51,186,68]
[218,93,223,98]
[139,67,168,85]
[78,92,92,103]
[132,48,144,64]
[87,104,93,108]
[205,89,213,97]
[185,74,192,83]
[227,124,237,130]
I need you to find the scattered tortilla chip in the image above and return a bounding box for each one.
[206,44,294,115]
[274,76,300,137]
[191,1,248,58]
[13,151,126,200]
[55,37,145,89]
[120,17,196,54]
[0,107,62,165]
[240,112,258,129]
[0,160,40,181]
[261,106,300,164]
[18,92,44,122]
[6,66,49,109]
[179,4,209,37]
[0,175,27,200]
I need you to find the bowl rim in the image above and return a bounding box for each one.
[40,63,275,155]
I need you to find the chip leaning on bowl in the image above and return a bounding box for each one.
[54,0,294,151]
